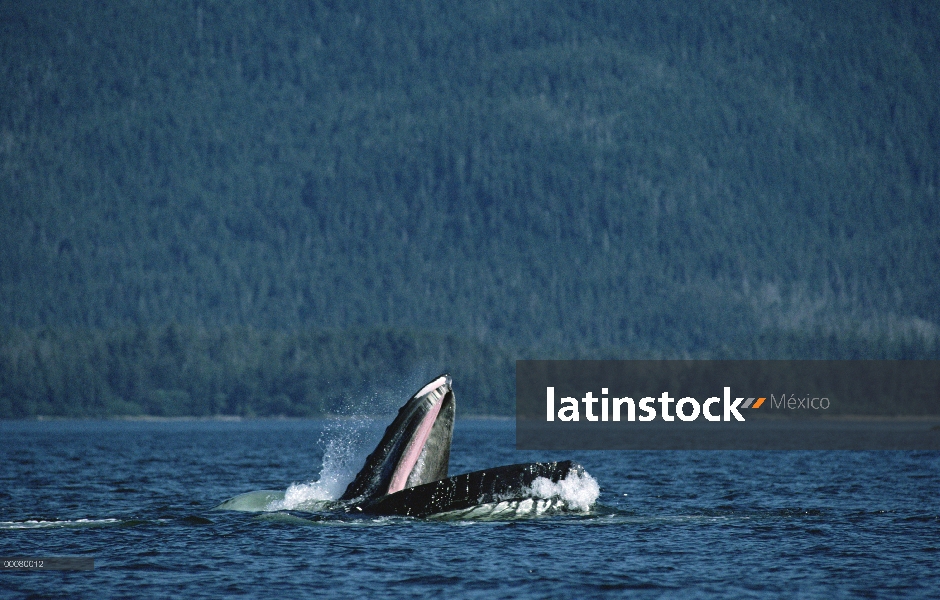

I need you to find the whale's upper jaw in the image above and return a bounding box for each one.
[339,375,455,502]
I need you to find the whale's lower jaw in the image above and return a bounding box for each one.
[347,461,583,518]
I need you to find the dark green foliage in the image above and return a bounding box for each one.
[0,325,515,418]
[1,1,938,416]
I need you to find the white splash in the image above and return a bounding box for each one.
[268,417,377,511]
[529,470,600,512]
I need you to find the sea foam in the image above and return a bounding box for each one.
[529,469,600,511]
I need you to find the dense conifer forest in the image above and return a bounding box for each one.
[2,1,938,417]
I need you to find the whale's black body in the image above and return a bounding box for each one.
[338,374,582,516]
[351,460,583,517]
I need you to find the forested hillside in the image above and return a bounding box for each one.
[2,1,938,417]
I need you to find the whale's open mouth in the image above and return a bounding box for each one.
[339,375,455,502]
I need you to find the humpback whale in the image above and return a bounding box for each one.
[216,375,593,517]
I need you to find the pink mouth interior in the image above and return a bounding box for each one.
[386,393,445,495]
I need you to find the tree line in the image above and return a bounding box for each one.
[1,324,935,418]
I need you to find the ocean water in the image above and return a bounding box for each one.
[1,418,938,598]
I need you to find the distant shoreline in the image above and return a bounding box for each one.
[5,414,515,422]
[2,414,937,424]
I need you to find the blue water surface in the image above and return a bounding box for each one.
[1,418,938,598]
